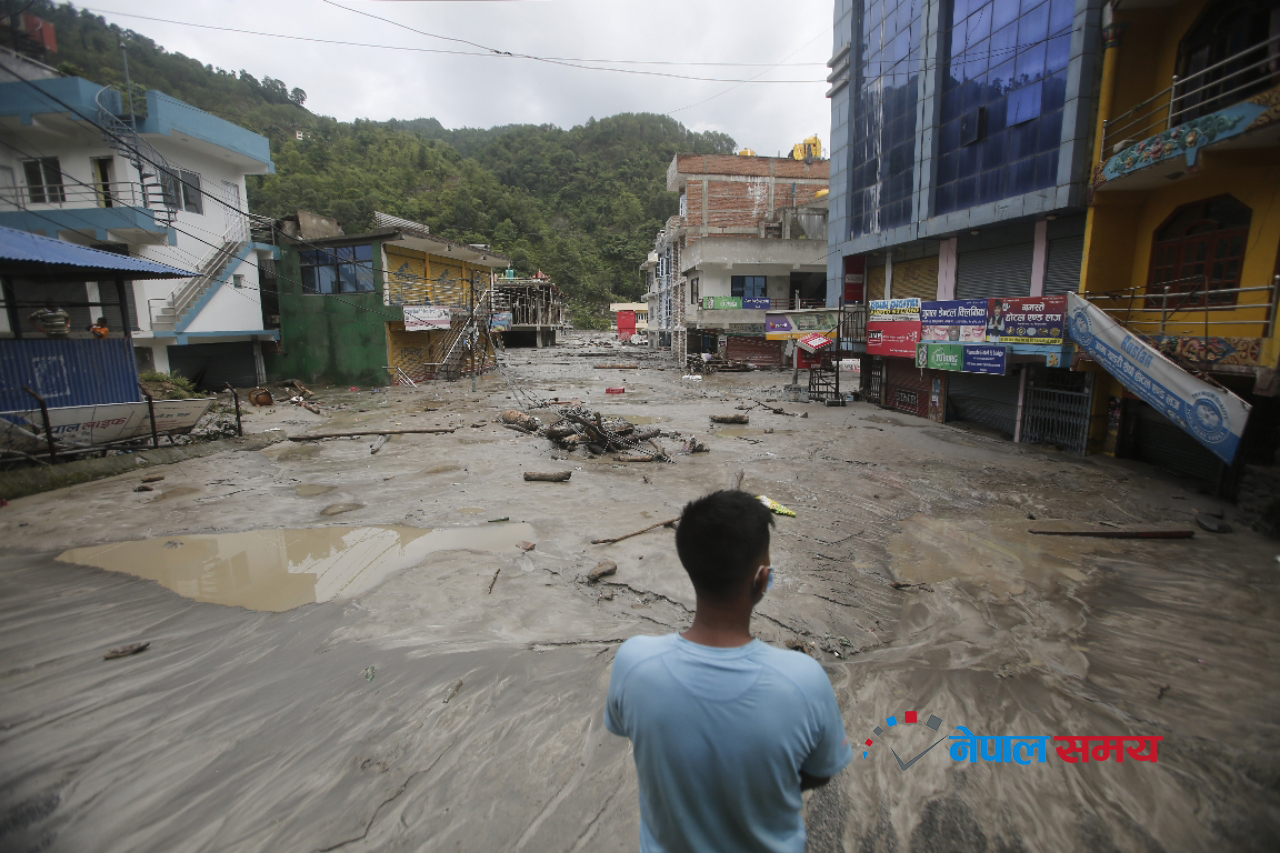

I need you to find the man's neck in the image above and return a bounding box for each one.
[680,595,755,648]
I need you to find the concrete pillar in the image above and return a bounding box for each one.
[937,238,958,299]
[1031,221,1048,297]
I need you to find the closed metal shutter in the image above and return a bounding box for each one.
[726,336,783,367]
[1135,404,1224,484]
[891,257,939,301]
[885,358,929,417]
[1044,236,1084,295]
[947,371,1021,436]
[956,244,1033,299]
[866,265,885,302]
[167,342,258,390]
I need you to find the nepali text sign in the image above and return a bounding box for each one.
[0,399,213,454]
[869,297,921,322]
[1067,292,1249,464]
[867,320,921,357]
[490,311,513,331]
[703,296,742,310]
[962,345,1008,375]
[403,305,452,331]
[916,342,962,371]
[987,295,1065,345]
[742,296,771,310]
[765,311,839,340]
[922,299,988,342]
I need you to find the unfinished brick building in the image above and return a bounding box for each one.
[642,151,830,365]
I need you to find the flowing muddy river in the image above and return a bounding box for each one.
[1,339,1278,852]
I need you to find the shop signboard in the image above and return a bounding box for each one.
[867,320,921,357]
[798,333,833,354]
[986,295,1066,345]
[921,299,988,342]
[868,297,921,322]
[403,305,452,331]
[915,342,963,371]
[742,297,771,310]
[1067,292,1249,464]
[765,311,839,340]
[961,345,1009,375]
[703,296,743,310]
[490,311,513,331]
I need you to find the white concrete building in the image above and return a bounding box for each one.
[0,55,277,386]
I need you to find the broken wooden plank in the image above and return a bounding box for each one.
[711,414,749,424]
[523,471,572,482]
[1028,527,1194,539]
[289,428,457,441]
[592,516,679,545]
[104,641,150,660]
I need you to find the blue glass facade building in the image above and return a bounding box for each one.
[827,0,1102,288]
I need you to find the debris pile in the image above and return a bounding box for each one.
[539,406,670,461]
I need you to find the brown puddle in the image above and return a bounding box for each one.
[458,507,486,514]
[295,484,336,497]
[56,523,536,612]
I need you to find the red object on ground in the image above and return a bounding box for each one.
[905,711,917,723]
[605,387,625,394]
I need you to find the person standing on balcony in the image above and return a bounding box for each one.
[88,317,109,339]
[28,302,70,338]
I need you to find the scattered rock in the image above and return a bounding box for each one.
[516,540,536,551]
[443,679,463,703]
[1027,512,1036,520]
[598,591,614,602]
[1195,514,1232,534]
[133,485,154,492]
[321,503,364,516]
[587,561,617,582]
[141,474,165,483]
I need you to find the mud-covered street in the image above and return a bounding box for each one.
[2,336,1279,853]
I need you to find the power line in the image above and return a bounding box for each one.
[81,6,824,84]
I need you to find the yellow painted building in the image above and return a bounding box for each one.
[1080,0,1280,486]
[382,236,509,382]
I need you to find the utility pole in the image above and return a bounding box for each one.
[118,35,136,126]
[470,272,477,392]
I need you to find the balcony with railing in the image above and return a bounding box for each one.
[1096,33,1280,190]
[1083,274,1280,375]
[0,180,169,237]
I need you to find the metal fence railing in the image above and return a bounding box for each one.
[0,181,149,210]
[1084,274,1280,338]
[1102,33,1280,157]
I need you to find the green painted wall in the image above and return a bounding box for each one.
[264,239,393,387]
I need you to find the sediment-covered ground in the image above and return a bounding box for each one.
[2,334,1278,852]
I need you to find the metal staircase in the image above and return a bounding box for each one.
[434,286,507,380]
[95,87,179,228]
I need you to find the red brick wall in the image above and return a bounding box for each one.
[676,155,828,239]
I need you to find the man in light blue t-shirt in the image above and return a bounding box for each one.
[605,490,853,853]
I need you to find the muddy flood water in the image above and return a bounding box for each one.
[1,337,1278,853]
[56,523,536,611]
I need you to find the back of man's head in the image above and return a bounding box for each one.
[675,490,774,598]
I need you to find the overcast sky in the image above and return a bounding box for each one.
[85,0,835,157]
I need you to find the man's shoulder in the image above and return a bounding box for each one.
[754,643,835,695]
[614,633,678,669]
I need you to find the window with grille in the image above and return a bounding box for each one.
[1146,196,1250,308]
[22,158,64,203]
[731,275,766,299]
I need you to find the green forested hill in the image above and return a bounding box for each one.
[28,2,736,325]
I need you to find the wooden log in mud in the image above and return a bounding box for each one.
[710,414,749,424]
[289,428,457,441]
[523,471,572,482]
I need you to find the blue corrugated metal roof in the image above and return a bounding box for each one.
[0,226,194,279]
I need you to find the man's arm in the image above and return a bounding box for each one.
[799,771,830,791]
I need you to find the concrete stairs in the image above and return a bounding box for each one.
[150,240,245,333]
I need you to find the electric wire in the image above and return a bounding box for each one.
[80,6,823,84]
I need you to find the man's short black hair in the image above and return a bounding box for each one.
[674,490,774,597]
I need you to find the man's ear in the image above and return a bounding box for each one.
[753,565,771,596]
